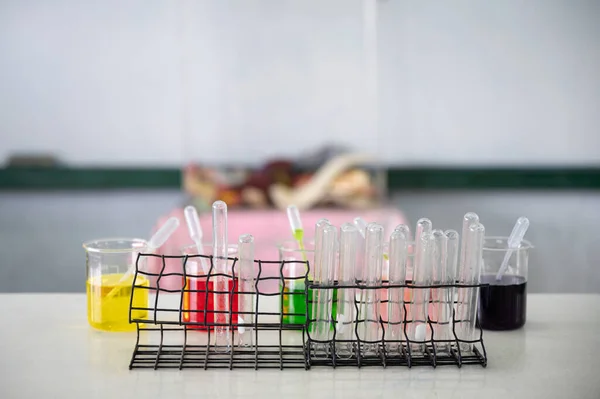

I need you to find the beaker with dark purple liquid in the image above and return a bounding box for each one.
[479,237,532,331]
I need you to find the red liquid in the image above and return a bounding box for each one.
[183,278,239,330]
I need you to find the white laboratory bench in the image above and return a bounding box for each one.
[1,294,599,399]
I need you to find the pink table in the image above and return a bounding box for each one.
[148,207,407,293]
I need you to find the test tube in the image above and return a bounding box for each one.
[237,234,255,348]
[387,225,409,352]
[408,231,432,353]
[439,230,459,350]
[358,223,384,355]
[429,230,448,351]
[311,219,330,281]
[310,224,337,345]
[460,213,479,271]
[456,222,485,352]
[353,217,367,282]
[212,200,230,351]
[336,223,358,358]
[413,218,432,282]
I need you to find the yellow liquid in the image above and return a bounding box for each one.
[86,273,149,332]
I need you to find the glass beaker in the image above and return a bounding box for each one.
[479,236,532,330]
[279,240,314,326]
[83,238,150,332]
[181,244,239,330]
[278,239,339,328]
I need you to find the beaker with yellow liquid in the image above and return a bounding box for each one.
[83,238,150,332]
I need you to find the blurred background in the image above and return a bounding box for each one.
[0,0,599,293]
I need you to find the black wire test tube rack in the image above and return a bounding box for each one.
[128,253,488,370]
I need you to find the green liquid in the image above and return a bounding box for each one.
[282,281,338,328]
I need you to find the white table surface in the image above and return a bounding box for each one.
[1,294,599,399]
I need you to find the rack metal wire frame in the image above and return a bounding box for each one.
[128,253,487,370]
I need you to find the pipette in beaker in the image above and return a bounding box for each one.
[456,222,485,352]
[184,205,209,274]
[287,205,307,261]
[336,223,358,358]
[212,200,230,351]
[409,229,432,353]
[387,225,409,352]
[495,217,530,281]
[359,223,384,355]
[106,216,180,299]
[237,234,255,348]
[311,223,337,346]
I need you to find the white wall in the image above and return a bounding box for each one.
[1,0,599,166]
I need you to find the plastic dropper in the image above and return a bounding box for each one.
[184,205,209,274]
[495,217,530,281]
[106,217,180,299]
[287,205,306,261]
[212,200,230,351]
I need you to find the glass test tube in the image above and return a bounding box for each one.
[429,230,448,350]
[310,224,337,344]
[456,222,485,351]
[212,200,230,351]
[359,223,384,354]
[336,223,358,358]
[237,234,255,348]
[387,225,409,352]
[408,231,432,353]
[439,230,459,350]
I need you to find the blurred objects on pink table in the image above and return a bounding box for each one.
[148,208,407,293]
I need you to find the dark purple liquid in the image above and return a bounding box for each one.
[478,275,527,331]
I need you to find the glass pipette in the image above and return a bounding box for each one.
[106,216,180,299]
[409,230,432,353]
[456,222,485,352]
[287,205,307,261]
[311,223,337,346]
[359,223,384,355]
[212,200,230,351]
[336,223,358,358]
[495,217,529,280]
[184,205,209,274]
[387,225,409,352]
[237,234,255,348]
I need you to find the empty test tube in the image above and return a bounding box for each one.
[456,222,485,351]
[408,231,432,353]
[387,225,409,352]
[358,223,384,354]
[310,223,337,345]
[336,223,359,358]
[429,230,448,350]
[237,234,255,348]
[440,230,459,349]
[212,200,230,351]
